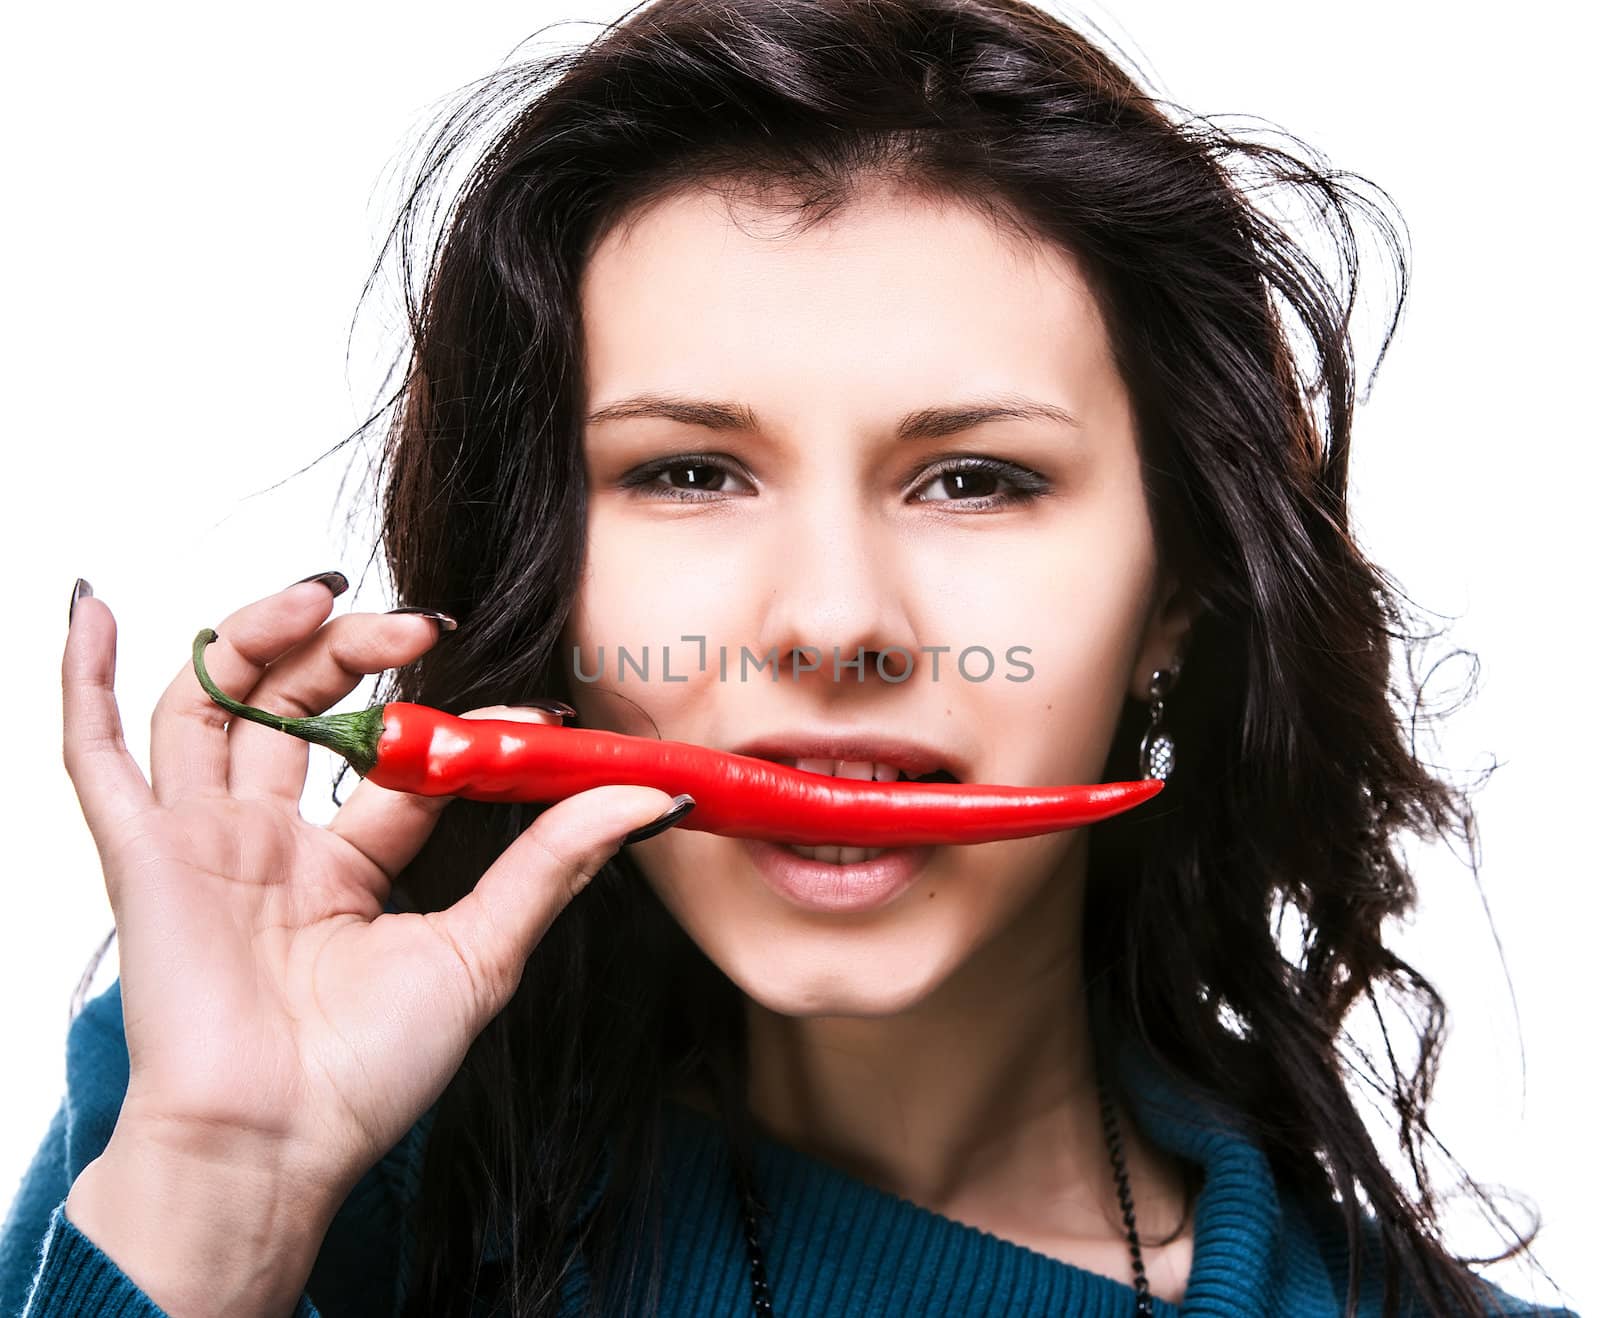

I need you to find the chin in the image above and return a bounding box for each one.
[711,926,965,1019]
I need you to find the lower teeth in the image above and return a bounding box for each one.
[783,844,886,864]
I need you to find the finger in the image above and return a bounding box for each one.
[430,785,688,1018]
[229,611,453,805]
[62,590,156,843]
[324,705,557,883]
[148,575,346,804]
[458,705,564,724]
[325,777,453,895]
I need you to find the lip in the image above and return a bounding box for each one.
[739,837,936,913]
[729,729,965,781]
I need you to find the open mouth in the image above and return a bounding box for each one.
[757,756,960,861]
[755,754,962,785]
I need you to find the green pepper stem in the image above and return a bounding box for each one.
[190,629,386,775]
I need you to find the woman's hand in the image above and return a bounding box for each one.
[57,576,683,1315]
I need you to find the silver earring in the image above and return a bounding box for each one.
[1138,666,1179,781]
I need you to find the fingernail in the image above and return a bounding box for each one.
[388,607,459,633]
[68,578,93,626]
[621,794,696,845]
[522,696,577,719]
[293,570,349,597]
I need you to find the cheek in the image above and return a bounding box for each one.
[928,494,1157,782]
[560,504,744,728]
[1028,553,1154,774]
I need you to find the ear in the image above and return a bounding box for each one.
[1127,571,1197,702]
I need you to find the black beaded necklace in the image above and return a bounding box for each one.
[727,1064,1157,1318]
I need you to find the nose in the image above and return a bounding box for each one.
[752,495,918,688]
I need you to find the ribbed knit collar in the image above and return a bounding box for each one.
[601,1032,1339,1316]
[459,1021,1352,1314]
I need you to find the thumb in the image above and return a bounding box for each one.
[431,785,693,1014]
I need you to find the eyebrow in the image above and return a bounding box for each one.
[583,393,1081,440]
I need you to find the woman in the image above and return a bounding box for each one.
[2,0,1579,1314]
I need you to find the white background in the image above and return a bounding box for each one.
[1,2,1592,1311]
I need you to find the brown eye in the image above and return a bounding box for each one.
[928,468,1001,500]
[663,461,727,492]
[911,458,1047,510]
[619,454,756,502]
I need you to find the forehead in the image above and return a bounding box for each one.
[578,180,1120,424]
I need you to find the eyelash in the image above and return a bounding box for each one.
[617,453,1049,510]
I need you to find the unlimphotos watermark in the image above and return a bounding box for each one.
[570,636,1035,684]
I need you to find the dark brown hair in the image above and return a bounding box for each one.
[133,0,1562,1313]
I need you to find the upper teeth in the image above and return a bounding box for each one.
[779,757,903,782]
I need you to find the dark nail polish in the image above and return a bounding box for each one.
[388,607,459,633]
[523,696,578,719]
[68,578,93,626]
[622,794,696,845]
[294,571,349,597]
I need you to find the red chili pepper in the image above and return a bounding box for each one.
[192,630,1161,847]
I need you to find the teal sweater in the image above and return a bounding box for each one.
[0,978,1579,1317]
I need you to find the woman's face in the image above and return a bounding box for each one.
[562,179,1187,1016]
